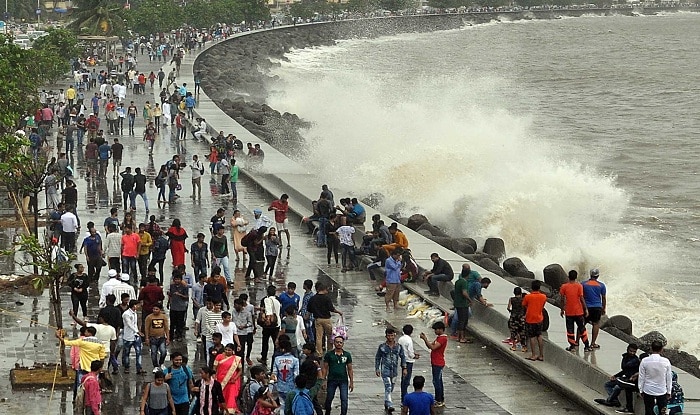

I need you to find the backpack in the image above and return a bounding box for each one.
[237,379,256,415]
[291,390,314,415]
[257,297,278,328]
[74,374,98,415]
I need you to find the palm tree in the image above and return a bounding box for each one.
[67,0,127,36]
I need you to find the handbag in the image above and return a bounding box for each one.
[331,315,348,340]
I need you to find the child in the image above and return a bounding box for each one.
[264,228,280,278]
[507,287,527,352]
[280,306,306,357]
[208,332,225,369]
[252,385,278,415]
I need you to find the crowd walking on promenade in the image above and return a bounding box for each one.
[14,22,687,415]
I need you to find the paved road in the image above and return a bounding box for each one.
[0,49,588,415]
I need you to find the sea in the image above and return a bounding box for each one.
[265,12,700,356]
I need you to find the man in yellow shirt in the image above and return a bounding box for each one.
[382,223,409,256]
[66,85,76,107]
[57,326,106,383]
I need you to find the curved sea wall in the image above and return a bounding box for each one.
[194,11,700,381]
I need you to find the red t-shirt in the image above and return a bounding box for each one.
[430,334,448,367]
[269,200,289,223]
[121,233,141,258]
[559,282,584,316]
[522,291,548,324]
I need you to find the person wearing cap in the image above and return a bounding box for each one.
[253,208,273,231]
[99,269,122,308]
[111,273,137,308]
[582,268,607,349]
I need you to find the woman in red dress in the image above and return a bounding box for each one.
[166,218,188,267]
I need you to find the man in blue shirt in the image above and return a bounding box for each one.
[163,351,193,415]
[468,277,493,308]
[97,140,111,178]
[278,282,301,315]
[582,268,607,349]
[272,339,300,413]
[402,375,435,415]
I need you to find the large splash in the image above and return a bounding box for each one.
[266,38,700,355]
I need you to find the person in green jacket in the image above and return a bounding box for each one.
[229,159,239,205]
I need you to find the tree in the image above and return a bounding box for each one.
[379,0,412,11]
[125,0,184,33]
[347,0,380,13]
[67,0,128,36]
[0,36,43,134]
[290,0,332,19]
[31,29,82,83]
[239,0,271,25]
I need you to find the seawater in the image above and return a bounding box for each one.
[266,14,700,355]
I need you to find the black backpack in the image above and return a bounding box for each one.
[236,379,256,415]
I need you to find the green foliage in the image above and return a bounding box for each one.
[67,0,129,36]
[290,0,332,18]
[0,36,43,133]
[347,0,381,13]
[125,0,184,33]
[379,0,413,11]
[1,234,74,285]
[239,0,271,24]
[427,0,469,8]
[32,28,82,59]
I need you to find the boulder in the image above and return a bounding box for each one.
[602,315,633,336]
[503,257,533,279]
[406,214,429,231]
[639,331,667,350]
[602,327,641,348]
[416,222,450,238]
[543,264,567,291]
[482,238,506,261]
[425,236,453,251]
[662,349,700,378]
[451,238,476,255]
[477,258,509,278]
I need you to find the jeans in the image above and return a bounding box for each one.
[230,181,237,200]
[431,365,444,402]
[265,255,277,276]
[220,175,230,194]
[128,115,135,131]
[146,408,168,415]
[168,185,176,203]
[214,256,231,282]
[132,191,149,211]
[400,362,413,404]
[158,185,166,202]
[260,326,279,361]
[170,310,186,340]
[122,336,143,370]
[77,129,85,146]
[325,380,349,415]
[66,139,74,153]
[138,254,150,282]
[341,243,355,270]
[317,217,328,246]
[122,256,138,283]
[381,376,396,408]
[149,336,167,368]
[193,262,207,280]
[427,274,453,293]
[71,293,88,317]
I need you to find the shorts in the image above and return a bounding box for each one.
[456,307,469,331]
[275,218,288,231]
[525,322,542,338]
[585,307,602,324]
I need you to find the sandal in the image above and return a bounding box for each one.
[510,345,517,351]
[521,347,528,353]
[591,344,601,349]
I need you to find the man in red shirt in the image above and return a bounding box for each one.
[138,276,166,329]
[522,280,548,361]
[121,224,141,284]
[559,270,591,352]
[420,321,447,407]
[268,193,291,247]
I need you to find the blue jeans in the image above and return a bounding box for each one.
[381,375,396,408]
[149,336,167,368]
[400,362,413,404]
[428,274,453,293]
[231,181,237,200]
[168,185,176,203]
[122,256,138,282]
[132,191,149,211]
[193,262,207,280]
[77,129,84,146]
[215,256,230,282]
[317,217,328,246]
[147,408,168,415]
[128,115,135,131]
[432,365,444,402]
[122,336,143,370]
[325,379,349,415]
[66,139,74,153]
[341,244,355,270]
[158,185,166,202]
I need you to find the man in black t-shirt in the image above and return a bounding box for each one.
[209,208,226,235]
[132,167,149,213]
[110,138,123,177]
[307,281,343,355]
[119,167,135,211]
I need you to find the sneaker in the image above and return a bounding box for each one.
[615,409,634,414]
[387,407,395,413]
[152,367,160,373]
[435,401,445,408]
[565,346,577,352]
[584,346,593,352]
[594,398,615,407]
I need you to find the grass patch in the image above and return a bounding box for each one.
[10,366,74,389]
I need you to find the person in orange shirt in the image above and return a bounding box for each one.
[381,223,409,256]
[522,280,547,361]
[559,270,591,352]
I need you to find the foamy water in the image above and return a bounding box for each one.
[265,16,700,355]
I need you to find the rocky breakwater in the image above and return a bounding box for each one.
[395,212,700,378]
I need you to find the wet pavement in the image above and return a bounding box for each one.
[0,50,587,414]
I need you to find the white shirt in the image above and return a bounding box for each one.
[99,278,122,308]
[122,308,140,341]
[254,215,273,230]
[89,323,117,350]
[162,102,171,117]
[337,225,355,246]
[110,282,136,306]
[398,334,417,363]
[638,353,673,396]
[190,160,203,180]
[263,296,282,328]
[215,322,238,345]
[60,211,79,232]
[104,232,122,258]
